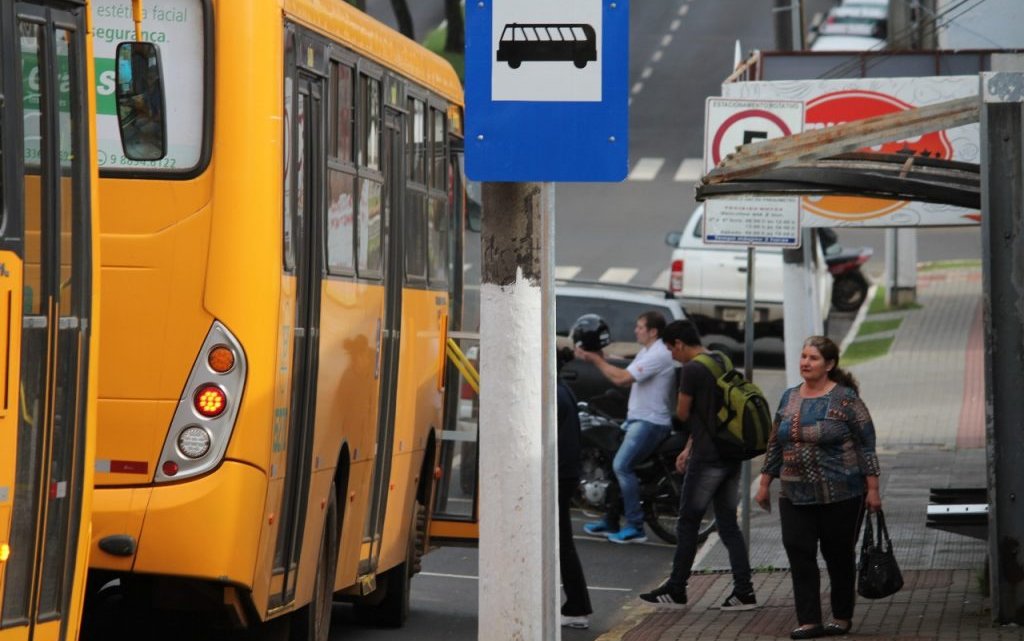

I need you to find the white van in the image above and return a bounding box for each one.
[664,204,832,338]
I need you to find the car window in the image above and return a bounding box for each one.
[556,295,675,342]
[692,213,703,238]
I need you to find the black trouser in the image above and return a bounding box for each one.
[559,477,593,616]
[779,495,865,626]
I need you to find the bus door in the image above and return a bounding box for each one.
[272,67,324,608]
[0,3,92,640]
[363,101,403,569]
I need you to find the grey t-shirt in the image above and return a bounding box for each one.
[625,340,676,425]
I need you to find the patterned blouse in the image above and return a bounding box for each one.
[761,384,881,506]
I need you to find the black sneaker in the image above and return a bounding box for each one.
[720,590,758,611]
[639,583,687,608]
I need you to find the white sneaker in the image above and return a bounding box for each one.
[560,615,589,629]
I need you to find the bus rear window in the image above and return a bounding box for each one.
[92,0,206,173]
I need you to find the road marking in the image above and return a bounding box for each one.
[631,81,644,95]
[420,572,632,592]
[679,4,690,16]
[641,66,653,79]
[651,49,663,63]
[627,158,664,181]
[673,158,704,182]
[670,18,682,31]
[555,265,582,280]
[651,268,670,290]
[661,33,673,47]
[599,267,639,284]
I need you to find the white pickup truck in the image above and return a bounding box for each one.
[664,204,832,339]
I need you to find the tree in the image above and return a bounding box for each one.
[390,0,414,39]
[444,0,464,53]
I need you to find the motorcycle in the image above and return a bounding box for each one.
[575,402,716,545]
[819,228,873,313]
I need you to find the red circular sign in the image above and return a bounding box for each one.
[711,109,794,166]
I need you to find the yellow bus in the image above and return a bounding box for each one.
[86,1,464,636]
[0,2,99,640]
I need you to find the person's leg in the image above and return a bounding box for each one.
[665,463,723,591]
[710,463,754,596]
[612,420,670,529]
[819,497,865,622]
[779,498,824,626]
[558,477,593,617]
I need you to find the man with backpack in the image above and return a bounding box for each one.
[639,319,757,610]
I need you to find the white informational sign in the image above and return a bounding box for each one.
[702,98,803,246]
[704,196,801,247]
[92,0,204,171]
[704,98,804,173]
[492,0,602,102]
[722,75,980,226]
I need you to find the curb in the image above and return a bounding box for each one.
[839,282,876,356]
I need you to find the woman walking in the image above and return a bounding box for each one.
[755,336,881,639]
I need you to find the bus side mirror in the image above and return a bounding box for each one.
[114,42,167,161]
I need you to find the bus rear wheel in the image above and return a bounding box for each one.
[574,59,588,69]
[352,500,423,628]
[507,59,521,69]
[292,484,338,641]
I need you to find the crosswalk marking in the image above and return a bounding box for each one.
[599,267,638,284]
[627,157,703,182]
[627,158,664,181]
[673,158,704,183]
[651,268,670,290]
[555,265,582,281]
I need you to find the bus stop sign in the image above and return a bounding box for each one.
[465,0,629,182]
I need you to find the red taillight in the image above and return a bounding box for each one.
[670,259,684,293]
[194,385,227,418]
[162,460,179,476]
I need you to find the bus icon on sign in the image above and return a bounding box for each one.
[496,23,597,69]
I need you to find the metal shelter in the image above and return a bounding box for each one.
[695,74,1024,625]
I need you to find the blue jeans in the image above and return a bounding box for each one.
[612,419,672,529]
[668,461,753,595]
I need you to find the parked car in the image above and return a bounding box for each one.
[663,204,832,340]
[810,33,886,51]
[817,4,888,40]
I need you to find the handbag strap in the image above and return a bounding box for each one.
[875,509,893,552]
[861,511,875,551]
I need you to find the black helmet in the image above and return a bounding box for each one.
[571,314,611,352]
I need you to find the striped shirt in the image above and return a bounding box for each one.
[762,384,881,506]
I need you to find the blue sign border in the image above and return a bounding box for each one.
[465,1,629,182]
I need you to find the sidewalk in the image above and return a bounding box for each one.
[596,266,1021,640]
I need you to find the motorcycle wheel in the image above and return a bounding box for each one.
[831,271,869,313]
[645,475,716,545]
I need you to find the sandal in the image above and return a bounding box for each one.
[824,620,852,636]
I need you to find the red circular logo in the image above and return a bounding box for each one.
[802,90,954,220]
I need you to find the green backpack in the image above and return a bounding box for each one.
[693,352,772,461]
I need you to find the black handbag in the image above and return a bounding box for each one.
[857,509,904,599]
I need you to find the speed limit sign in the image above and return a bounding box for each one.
[704,98,804,173]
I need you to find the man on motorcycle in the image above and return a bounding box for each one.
[639,320,757,609]
[573,311,676,544]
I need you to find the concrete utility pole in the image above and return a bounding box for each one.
[478,183,559,641]
[980,71,1024,626]
[782,230,825,386]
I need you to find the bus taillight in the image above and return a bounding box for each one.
[208,345,236,373]
[194,385,227,418]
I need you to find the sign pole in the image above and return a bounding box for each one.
[741,247,755,546]
[478,182,558,641]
